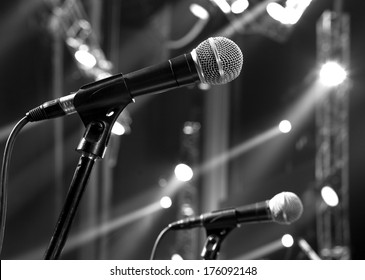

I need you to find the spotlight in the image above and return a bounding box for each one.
[189,3,209,20]
[181,203,195,216]
[230,0,249,14]
[211,0,231,14]
[174,163,194,182]
[266,2,287,24]
[111,111,131,136]
[279,120,292,133]
[171,253,184,260]
[111,122,126,136]
[183,122,201,135]
[267,0,312,25]
[74,48,97,69]
[281,234,294,248]
[160,196,173,209]
[319,61,347,87]
[198,82,211,91]
[321,186,339,207]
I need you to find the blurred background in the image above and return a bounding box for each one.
[0,0,364,260]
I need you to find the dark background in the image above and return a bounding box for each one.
[0,0,364,260]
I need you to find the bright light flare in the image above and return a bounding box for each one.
[319,61,347,87]
[266,3,289,24]
[281,234,294,248]
[174,163,194,182]
[75,48,97,69]
[231,0,249,14]
[189,4,209,20]
[321,186,339,207]
[171,253,184,260]
[267,0,312,25]
[160,196,173,209]
[279,120,292,133]
[111,122,126,136]
[183,122,201,135]
[181,203,195,216]
[212,0,231,14]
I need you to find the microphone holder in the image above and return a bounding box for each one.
[44,84,133,259]
[201,227,234,260]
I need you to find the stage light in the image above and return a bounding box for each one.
[281,234,294,248]
[285,0,312,24]
[321,186,339,207]
[231,0,249,14]
[181,203,195,216]
[183,122,201,135]
[174,163,194,182]
[171,253,184,260]
[190,3,209,20]
[279,120,292,133]
[267,0,312,25]
[211,0,231,14]
[74,47,97,69]
[266,2,287,24]
[110,110,131,136]
[198,82,211,91]
[160,196,173,209]
[319,61,347,87]
[111,122,126,136]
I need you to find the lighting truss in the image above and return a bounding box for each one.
[173,122,201,260]
[50,0,112,79]
[315,10,351,260]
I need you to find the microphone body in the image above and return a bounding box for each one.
[169,192,303,230]
[123,53,200,97]
[26,37,243,122]
[27,53,200,122]
[169,201,271,230]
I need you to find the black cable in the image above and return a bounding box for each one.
[150,226,172,260]
[0,116,30,256]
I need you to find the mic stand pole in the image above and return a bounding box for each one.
[44,151,97,259]
[44,83,133,259]
[201,227,234,260]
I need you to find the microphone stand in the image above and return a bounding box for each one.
[201,227,234,260]
[44,84,133,259]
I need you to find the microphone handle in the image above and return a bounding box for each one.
[123,53,200,97]
[201,208,238,230]
[236,200,271,223]
[169,208,237,230]
[170,200,272,230]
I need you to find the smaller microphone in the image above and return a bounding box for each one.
[169,192,303,230]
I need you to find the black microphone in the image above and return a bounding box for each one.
[26,37,243,122]
[169,192,303,230]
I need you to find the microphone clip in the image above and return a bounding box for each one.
[74,76,133,158]
[201,227,234,260]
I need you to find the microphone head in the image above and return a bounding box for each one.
[193,37,243,85]
[269,192,303,224]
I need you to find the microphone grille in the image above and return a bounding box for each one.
[195,37,243,85]
[269,192,303,224]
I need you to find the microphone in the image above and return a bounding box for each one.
[169,192,303,230]
[26,37,243,122]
